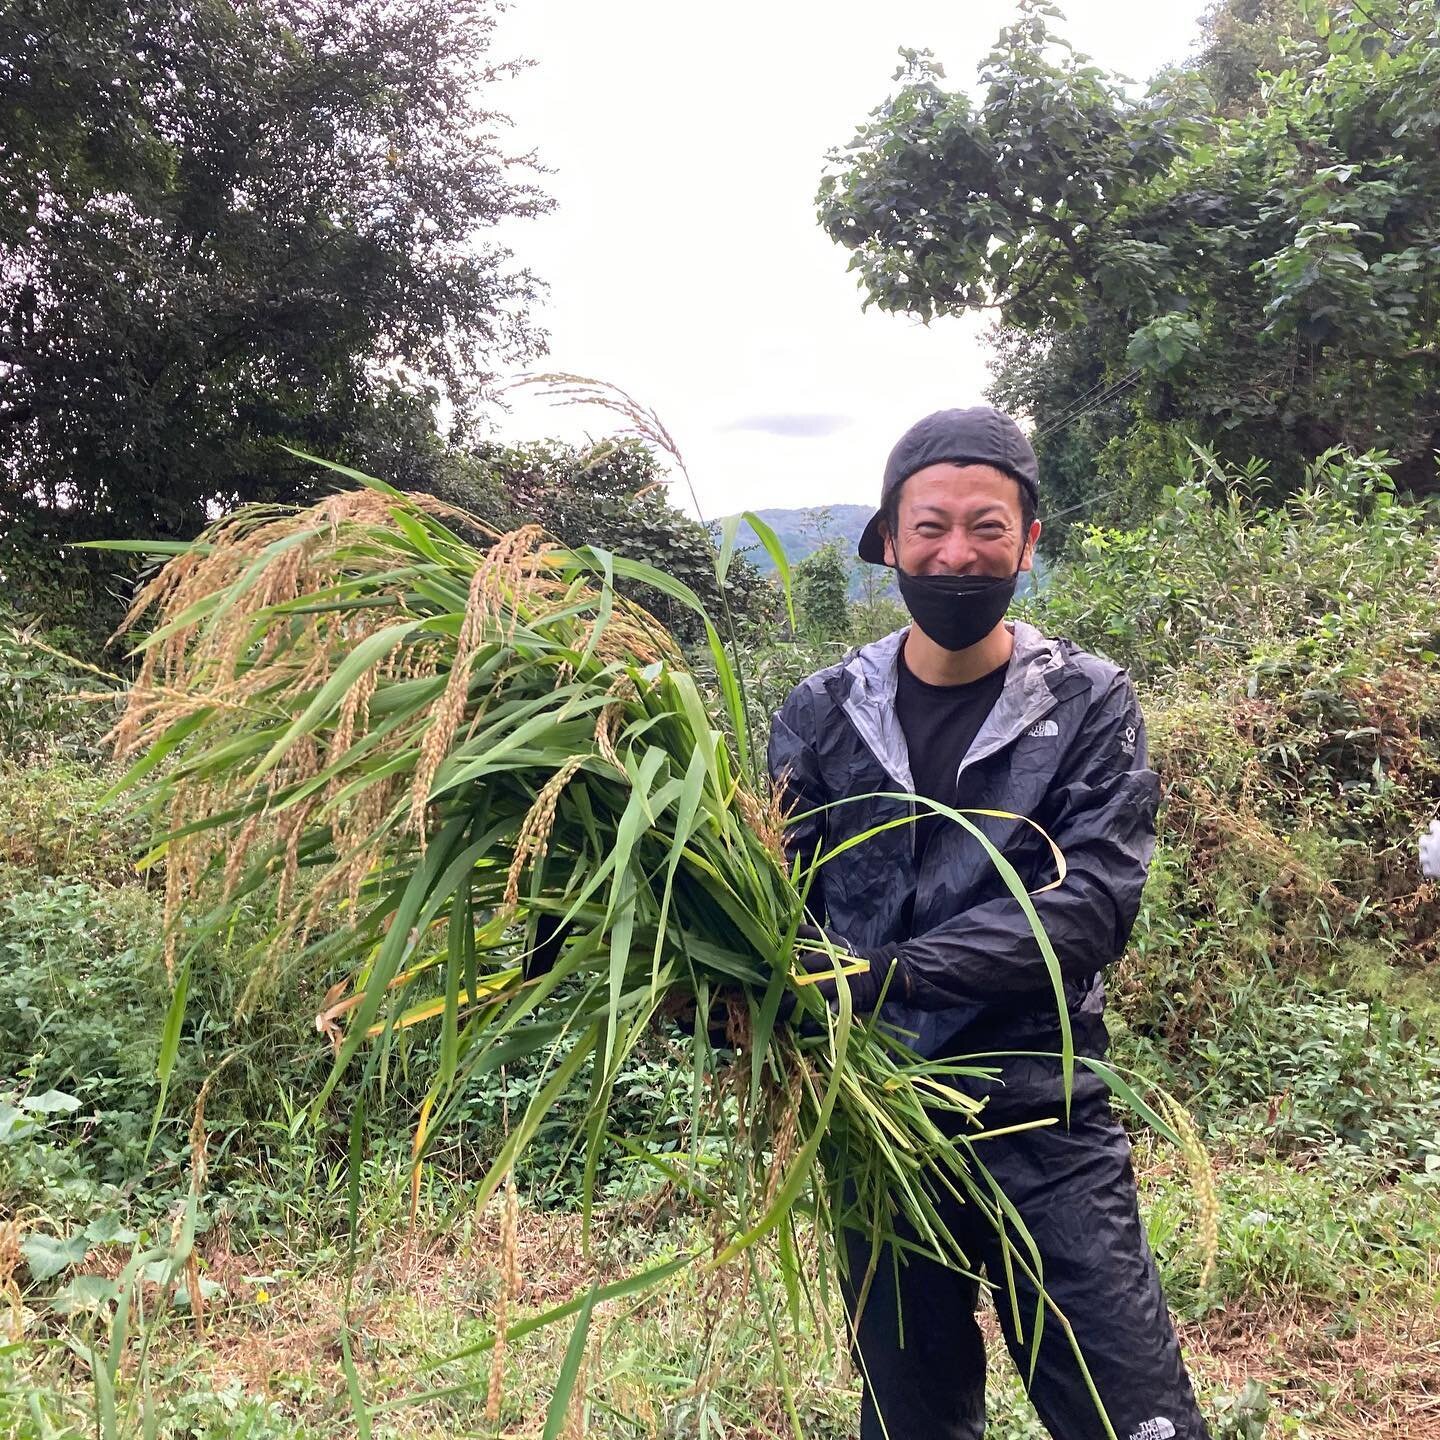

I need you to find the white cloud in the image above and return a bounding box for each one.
[485,0,1208,519]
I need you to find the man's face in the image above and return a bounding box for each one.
[881,463,1041,577]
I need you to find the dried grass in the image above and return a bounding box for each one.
[0,1218,23,1341]
[1175,1304,1440,1439]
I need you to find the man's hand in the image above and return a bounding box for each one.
[793,923,905,1014]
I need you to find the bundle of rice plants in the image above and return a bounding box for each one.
[101,464,1110,1428]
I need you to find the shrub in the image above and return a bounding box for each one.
[1026,449,1440,1147]
[0,756,142,882]
[0,605,112,763]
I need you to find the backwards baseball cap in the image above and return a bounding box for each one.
[856,406,1040,565]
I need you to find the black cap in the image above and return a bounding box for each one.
[857,406,1039,564]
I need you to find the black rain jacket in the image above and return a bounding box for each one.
[767,622,1160,1117]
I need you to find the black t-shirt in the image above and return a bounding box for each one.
[894,649,1008,872]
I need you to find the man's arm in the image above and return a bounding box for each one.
[891,671,1159,1009]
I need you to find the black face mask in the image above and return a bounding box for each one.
[895,567,1018,652]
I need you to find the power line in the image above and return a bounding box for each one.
[1035,369,1141,443]
[1043,485,1127,523]
[1028,369,1145,527]
[1028,368,1126,438]
[1026,372,1125,440]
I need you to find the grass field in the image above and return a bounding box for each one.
[5,1153,1437,1438]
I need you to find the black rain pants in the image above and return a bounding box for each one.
[840,1099,1210,1440]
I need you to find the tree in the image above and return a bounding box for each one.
[1,0,549,629]
[1194,0,1314,113]
[817,0,1440,543]
[426,437,779,646]
[793,541,852,643]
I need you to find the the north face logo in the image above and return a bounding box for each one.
[1026,719,1059,738]
[1129,1420,1176,1440]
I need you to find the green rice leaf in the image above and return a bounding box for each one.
[542,1283,598,1440]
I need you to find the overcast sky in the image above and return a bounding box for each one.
[486,1,1210,520]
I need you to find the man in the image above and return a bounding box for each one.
[768,407,1209,1440]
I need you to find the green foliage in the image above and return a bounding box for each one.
[1023,449,1440,1160]
[0,842,705,1253]
[0,868,328,1221]
[0,0,549,633]
[793,542,852,643]
[730,506,877,585]
[1197,0,1313,114]
[0,757,140,882]
[1024,447,1439,679]
[427,437,779,644]
[848,593,909,647]
[820,0,1440,530]
[1194,992,1440,1169]
[0,760,679,1246]
[1206,1383,1272,1440]
[2,449,1437,1437]
[0,606,110,761]
[1144,1152,1439,1313]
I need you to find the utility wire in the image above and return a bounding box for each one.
[1035,369,1141,442]
[1026,368,1145,527]
[1028,368,1127,439]
[1043,486,1128,523]
[1027,371,1125,440]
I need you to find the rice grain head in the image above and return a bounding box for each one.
[594,673,639,771]
[484,1279,509,1422]
[406,526,554,848]
[189,1073,214,1195]
[485,1170,521,1424]
[222,813,264,901]
[1162,1094,1219,1288]
[328,660,382,780]
[735,782,788,866]
[186,1247,204,1335]
[479,525,550,632]
[503,754,587,911]
[592,611,673,668]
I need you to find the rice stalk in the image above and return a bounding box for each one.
[486,1169,520,1424]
